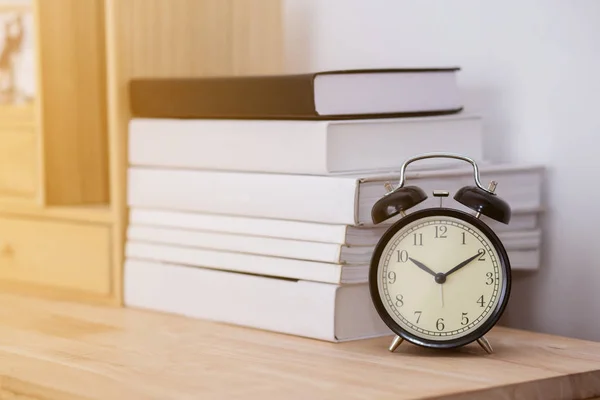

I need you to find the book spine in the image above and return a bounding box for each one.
[125,242,353,283]
[127,167,360,224]
[124,259,341,341]
[128,118,330,175]
[128,115,483,175]
[127,225,347,264]
[129,75,318,119]
[128,208,352,244]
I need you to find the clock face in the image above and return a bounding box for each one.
[369,208,511,348]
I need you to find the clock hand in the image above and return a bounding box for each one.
[408,257,437,277]
[443,253,481,278]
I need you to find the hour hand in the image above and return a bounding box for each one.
[408,257,437,277]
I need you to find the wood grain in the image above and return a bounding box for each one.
[0,204,112,224]
[231,0,285,75]
[0,216,111,295]
[0,129,37,198]
[0,104,36,129]
[0,293,598,399]
[35,0,109,205]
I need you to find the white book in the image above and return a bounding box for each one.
[128,207,541,246]
[128,164,544,225]
[129,208,389,245]
[128,114,483,175]
[125,241,367,284]
[127,225,373,264]
[125,238,541,284]
[127,224,541,265]
[124,259,392,342]
[508,248,541,271]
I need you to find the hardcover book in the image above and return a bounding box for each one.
[128,114,483,174]
[129,68,463,120]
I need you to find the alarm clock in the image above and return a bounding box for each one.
[369,153,511,354]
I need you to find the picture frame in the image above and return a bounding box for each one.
[0,2,35,109]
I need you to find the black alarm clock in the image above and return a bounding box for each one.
[369,153,511,354]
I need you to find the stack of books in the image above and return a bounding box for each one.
[123,68,544,342]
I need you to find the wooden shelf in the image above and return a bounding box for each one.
[0,292,599,399]
[0,203,112,224]
[0,0,284,306]
[0,276,117,307]
[0,104,36,129]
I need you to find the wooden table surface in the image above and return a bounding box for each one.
[0,292,599,400]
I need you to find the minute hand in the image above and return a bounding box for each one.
[443,253,480,278]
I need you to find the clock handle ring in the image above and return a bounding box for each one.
[391,152,494,196]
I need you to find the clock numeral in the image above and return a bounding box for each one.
[485,272,494,285]
[414,311,422,323]
[436,318,445,331]
[395,294,404,307]
[435,225,448,239]
[461,232,466,245]
[477,295,485,308]
[461,312,469,326]
[387,271,396,284]
[478,248,486,261]
[396,250,408,263]
[413,233,423,246]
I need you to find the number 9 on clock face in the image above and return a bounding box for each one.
[369,208,511,349]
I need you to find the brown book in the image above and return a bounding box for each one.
[129,68,463,120]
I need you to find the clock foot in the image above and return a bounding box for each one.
[389,335,404,352]
[477,336,493,354]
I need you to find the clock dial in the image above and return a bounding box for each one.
[372,210,508,345]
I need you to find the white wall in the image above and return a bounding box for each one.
[283,0,600,341]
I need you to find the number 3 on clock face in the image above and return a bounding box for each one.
[369,208,511,349]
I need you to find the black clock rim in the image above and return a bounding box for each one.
[368,207,512,350]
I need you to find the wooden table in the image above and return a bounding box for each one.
[0,292,599,399]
